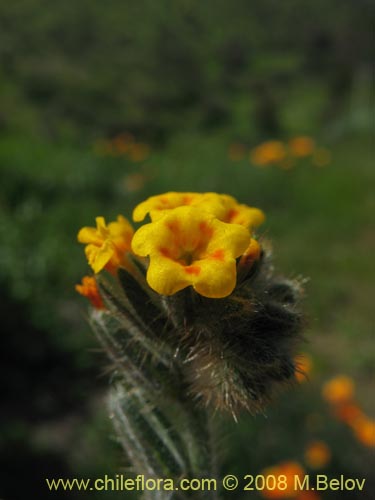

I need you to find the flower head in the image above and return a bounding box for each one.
[75,276,104,309]
[250,140,286,166]
[288,136,315,157]
[78,215,134,273]
[131,205,250,298]
[304,441,331,469]
[322,375,355,405]
[351,416,375,448]
[334,402,364,424]
[261,461,305,498]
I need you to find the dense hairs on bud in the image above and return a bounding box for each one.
[165,249,304,418]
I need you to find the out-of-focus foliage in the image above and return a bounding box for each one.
[0,1,374,499]
[0,0,372,141]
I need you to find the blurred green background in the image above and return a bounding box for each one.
[0,1,373,499]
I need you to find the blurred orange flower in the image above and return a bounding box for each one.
[350,416,375,448]
[261,461,305,498]
[322,376,355,404]
[75,276,104,309]
[304,441,331,469]
[250,140,286,166]
[112,135,132,154]
[334,402,364,425]
[115,132,135,145]
[288,137,315,157]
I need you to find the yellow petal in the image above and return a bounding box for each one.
[85,241,114,273]
[205,218,250,258]
[193,258,237,298]
[108,215,134,237]
[229,205,265,228]
[131,221,165,256]
[192,192,229,219]
[146,255,191,295]
[95,216,109,239]
[133,192,199,222]
[77,226,102,244]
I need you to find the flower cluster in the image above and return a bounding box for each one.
[228,136,331,170]
[76,192,265,300]
[251,140,287,166]
[260,461,321,500]
[322,376,375,448]
[303,441,331,469]
[249,137,331,170]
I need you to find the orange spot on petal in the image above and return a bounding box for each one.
[227,209,239,222]
[159,247,171,258]
[211,249,225,261]
[184,265,201,276]
[182,195,194,204]
[166,221,179,232]
[199,221,213,237]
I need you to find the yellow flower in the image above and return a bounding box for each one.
[131,206,250,298]
[75,276,104,309]
[250,140,286,166]
[322,375,355,405]
[77,215,134,273]
[133,191,265,230]
[304,441,331,469]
